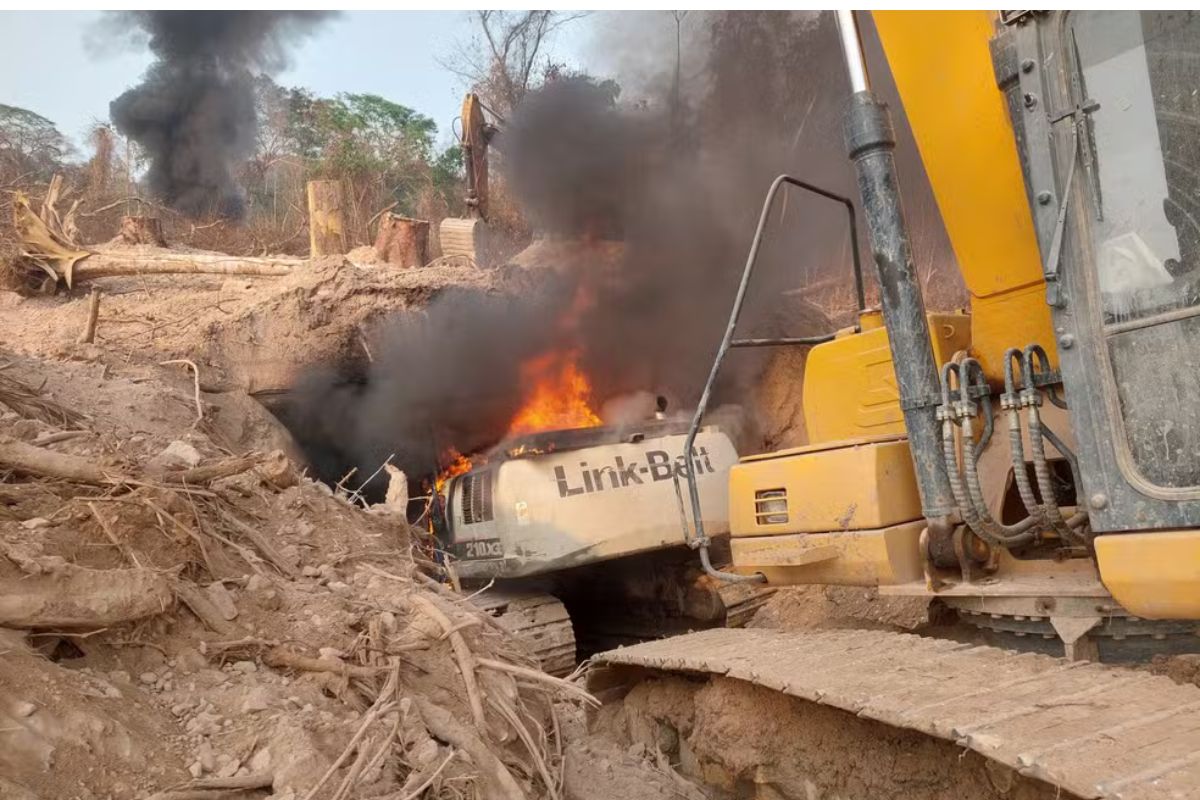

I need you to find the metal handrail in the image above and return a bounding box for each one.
[677,174,864,582]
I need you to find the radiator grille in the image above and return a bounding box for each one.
[460,471,494,524]
[754,488,789,525]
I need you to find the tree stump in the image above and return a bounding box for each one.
[116,215,167,247]
[373,214,430,268]
[306,180,348,257]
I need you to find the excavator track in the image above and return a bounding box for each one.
[590,627,1200,799]
[473,591,575,676]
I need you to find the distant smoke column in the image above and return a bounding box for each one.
[109,11,331,218]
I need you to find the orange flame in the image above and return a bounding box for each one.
[435,449,473,492]
[507,349,602,437]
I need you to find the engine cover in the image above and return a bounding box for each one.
[443,421,739,580]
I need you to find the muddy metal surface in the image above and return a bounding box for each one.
[591,627,1200,799]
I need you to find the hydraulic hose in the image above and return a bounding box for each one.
[1002,348,1048,530]
[1022,345,1080,543]
[956,358,1037,546]
[940,363,1003,545]
[940,362,1037,548]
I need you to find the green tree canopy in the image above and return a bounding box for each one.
[249,77,464,225]
[0,104,72,181]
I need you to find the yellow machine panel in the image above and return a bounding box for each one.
[729,435,922,536]
[873,11,1056,378]
[731,522,924,586]
[802,312,969,443]
[1095,532,1200,619]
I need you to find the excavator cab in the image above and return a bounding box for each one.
[1031,12,1200,520]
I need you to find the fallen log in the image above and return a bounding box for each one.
[145,773,274,800]
[0,436,129,484]
[166,454,262,485]
[264,647,388,678]
[12,190,305,289]
[173,581,242,637]
[0,565,172,629]
[72,250,300,281]
[213,505,299,577]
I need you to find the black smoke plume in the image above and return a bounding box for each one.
[285,11,956,492]
[284,285,568,489]
[109,11,333,218]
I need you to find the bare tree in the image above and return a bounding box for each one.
[444,11,587,115]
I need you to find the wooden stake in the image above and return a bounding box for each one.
[306,179,348,257]
[77,287,101,343]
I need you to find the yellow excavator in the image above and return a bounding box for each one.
[439,93,499,265]
[592,11,1200,798]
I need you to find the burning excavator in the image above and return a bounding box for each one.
[434,335,768,674]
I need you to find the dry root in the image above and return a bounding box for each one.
[0,350,586,800]
[145,773,275,800]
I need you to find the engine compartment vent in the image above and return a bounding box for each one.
[754,488,789,525]
[461,470,494,524]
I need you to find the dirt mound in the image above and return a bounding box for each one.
[0,351,594,800]
[0,254,504,395]
[750,584,934,633]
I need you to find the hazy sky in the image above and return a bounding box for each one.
[0,11,594,153]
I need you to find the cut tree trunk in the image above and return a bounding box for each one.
[12,191,303,289]
[307,180,348,257]
[116,215,167,246]
[72,251,301,281]
[373,214,430,268]
[0,565,173,629]
[0,436,129,484]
